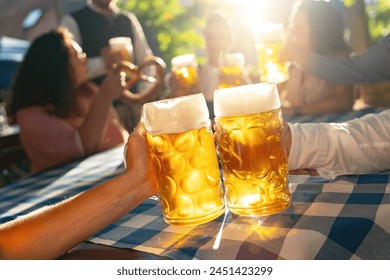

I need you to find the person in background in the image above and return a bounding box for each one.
[284,21,390,83]
[0,123,158,260]
[7,28,129,173]
[279,0,355,116]
[61,0,152,82]
[61,0,164,131]
[169,11,251,117]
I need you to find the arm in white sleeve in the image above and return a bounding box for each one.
[127,12,155,92]
[128,12,152,64]
[288,110,390,177]
[60,15,107,79]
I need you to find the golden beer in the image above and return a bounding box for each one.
[214,83,291,216]
[109,37,134,62]
[171,54,200,96]
[143,94,225,225]
[257,24,289,83]
[219,53,246,89]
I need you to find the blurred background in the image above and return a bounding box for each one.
[0,0,389,96]
[0,0,389,186]
[1,1,389,57]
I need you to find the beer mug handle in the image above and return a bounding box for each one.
[119,55,166,103]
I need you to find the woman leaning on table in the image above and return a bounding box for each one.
[7,27,129,173]
[1,114,390,259]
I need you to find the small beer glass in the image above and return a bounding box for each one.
[170,54,200,97]
[109,37,134,63]
[143,93,225,226]
[219,52,246,89]
[214,83,291,216]
[257,23,288,83]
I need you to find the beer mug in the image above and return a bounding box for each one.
[170,54,200,97]
[219,52,246,89]
[143,93,225,226]
[257,23,288,83]
[214,83,291,216]
[109,37,134,63]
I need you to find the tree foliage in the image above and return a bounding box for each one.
[118,0,216,68]
[366,0,390,41]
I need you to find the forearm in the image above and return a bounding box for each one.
[78,94,113,154]
[306,53,388,84]
[0,172,152,260]
[288,110,390,177]
[306,37,390,84]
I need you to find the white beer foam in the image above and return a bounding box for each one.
[143,93,210,134]
[109,37,133,52]
[213,83,281,117]
[171,53,197,68]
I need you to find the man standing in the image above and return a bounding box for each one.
[61,0,163,131]
[61,0,153,81]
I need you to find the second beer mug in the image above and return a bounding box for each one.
[109,37,134,63]
[219,53,246,89]
[170,54,200,97]
[214,83,291,216]
[143,94,225,226]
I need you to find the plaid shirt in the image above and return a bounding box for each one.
[307,35,390,84]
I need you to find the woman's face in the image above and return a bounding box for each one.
[288,9,312,51]
[68,41,88,88]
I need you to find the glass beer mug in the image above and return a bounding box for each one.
[109,37,134,63]
[214,83,291,216]
[143,93,225,226]
[257,23,289,83]
[170,54,200,97]
[219,52,246,89]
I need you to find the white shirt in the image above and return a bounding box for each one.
[61,3,152,80]
[288,110,390,177]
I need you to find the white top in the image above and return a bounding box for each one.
[288,110,390,177]
[60,3,152,81]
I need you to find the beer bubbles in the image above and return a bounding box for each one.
[143,94,225,226]
[214,83,291,216]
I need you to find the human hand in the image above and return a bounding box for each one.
[120,56,166,103]
[101,47,124,70]
[99,66,127,100]
[282,121,292,158]
[123,122,159,197]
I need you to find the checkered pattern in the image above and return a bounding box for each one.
[0,146,124,223]
[83,173,390,260]
[1,108,389,260]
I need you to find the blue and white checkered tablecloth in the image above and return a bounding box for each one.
[84,172,390,260]
[1,108,389,260]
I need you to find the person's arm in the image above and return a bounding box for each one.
[78,69,126,154]
[287,35,390,84]
[128,12,153,65]
[0,123,158,260]
[287,110,390,177]
[126,12,157,93]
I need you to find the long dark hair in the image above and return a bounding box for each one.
[292,0,349,55]
[8,28,75,121]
